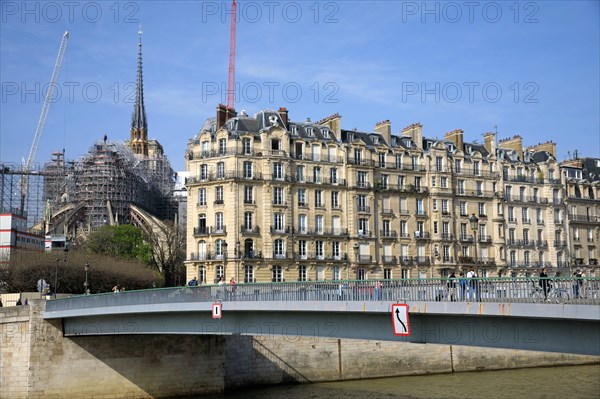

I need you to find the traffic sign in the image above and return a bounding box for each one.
[391,304,410,336]
[212,302,222,319]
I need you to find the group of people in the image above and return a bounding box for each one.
[538,267,585,300]
[445,268,480,301]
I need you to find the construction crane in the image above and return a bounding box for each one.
[226,0,236,111]
[21,30,69,213]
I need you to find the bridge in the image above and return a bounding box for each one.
[45,277,600,356]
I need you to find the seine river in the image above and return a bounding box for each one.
[189,364,600,399]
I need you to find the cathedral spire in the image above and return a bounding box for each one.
[132,23,147,132]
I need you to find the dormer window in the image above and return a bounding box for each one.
[373,136,379,145]
[322,128,330,138]
[306,127,314,137]
[348,133,354,142]
[291,125,298,135]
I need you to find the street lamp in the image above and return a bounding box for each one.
[353,243,359,279]
[222,241,228,281]
[469,213,479,274]
[84,263,90,295]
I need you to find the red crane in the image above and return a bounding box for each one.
[226,0,237,111]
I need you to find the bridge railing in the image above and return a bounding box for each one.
[45,277,600,313]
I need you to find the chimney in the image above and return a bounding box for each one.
[401,123,423,148]
[374,120,391,145]
[484,132,496,154]
[216,104,237,129]
[278,107,289,129]
[317,113,342,136]
[526,141,556,158]
[216,104,228,129]
[444,129,464,150]
[498,135,523,160]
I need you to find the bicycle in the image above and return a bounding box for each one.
[531,281,570,304]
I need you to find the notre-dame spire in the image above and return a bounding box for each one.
[130,23,148,156]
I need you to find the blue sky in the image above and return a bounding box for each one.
[1,0,599,172]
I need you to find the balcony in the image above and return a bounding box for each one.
[553,240,567,248]
[357,230,372,238]
[569,214,600,223]
[188,252,214,261]
[535,240,548,248]
[380,230,398,239]
[381,208,395,216]
[414,256,430,265]
[382,255,397,264]
[459,235,474,243]
[193,227,209,236]
[357,205,371,213]
[240,226,260,235]
[356,255,373,263]
[241,251,263,260]
[414,231,430,239]
[415,211,428,217]
[479,235,492,243]
[213,199,224,205]
[441,233,453,241]
[270,226,292,234]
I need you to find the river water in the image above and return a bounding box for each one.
[190,364,600,399]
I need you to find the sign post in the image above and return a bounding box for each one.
[212,302,222,319]
[391,304,410,336]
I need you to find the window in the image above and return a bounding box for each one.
[216,162,225,179]
[331,191,339,208]
[509,228,515,244]
[431,176,437,187]
[330,168,338,184]
[315,240,324,259]
[198,188,206,206]
[358,218,369,235]
[313,167,321,183]
[307,127,314,137]
[508,206,515,221]
[298,214,307,233]
[357,194,368,212]
[332,265,340,280]
[416,198,424,215]
[243,161,253,179]
[201,141,210,157]
[242,138,251,155]
[354,148,362,163]
[244,212,253,230]
[296,165,304,182]
[433,221,438,234]
[218,138,227,155]
[436,156,443,171]
[216,265,224,282]
[357,171,368,188]
[273,187,284,205]
[298,240,307,259]
[272,265,283,282]
[273,163,284,180]
[200,164,208,181]
[478,202,485,216]
[322,128,330,139]
[510,251,516,267]
[379,152,386,167]
[441,199,449,214]
[473,161,480,176]
[458,180,465,195]
[244,186,253,204]
[380,174,388,189]
[414,176,421,190]
[476,181,483,196]
[443,245,451,262]
[332,241,340,260]
[315,190,323,207]
[198,266,206,283]
[384,268,392,280]
[271,138,281,151]
[298,189,306,206]
[315,215,324,233]
[215,186,224,203]
[216,239,225,258]
[215,213,224,231]
[274,239,285,258]
[460,201,467,216]
[274,213,285,231]
[412,155,419,170]
[454,159,462,173]
[441,176,448,188]
[522,207,529,223]
[523,229,530,245]
[432,199,437,211]
[244,265,254,283]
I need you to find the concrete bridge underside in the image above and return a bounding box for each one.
[49,301,600,356]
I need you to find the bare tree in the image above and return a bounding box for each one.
[143,219,186,287]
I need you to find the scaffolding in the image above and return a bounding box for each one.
[1,140,176,233]
[1,163,46,229]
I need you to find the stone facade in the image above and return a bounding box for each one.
[184,107,600,283]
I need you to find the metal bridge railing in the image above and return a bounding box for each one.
[45,277,600,313]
